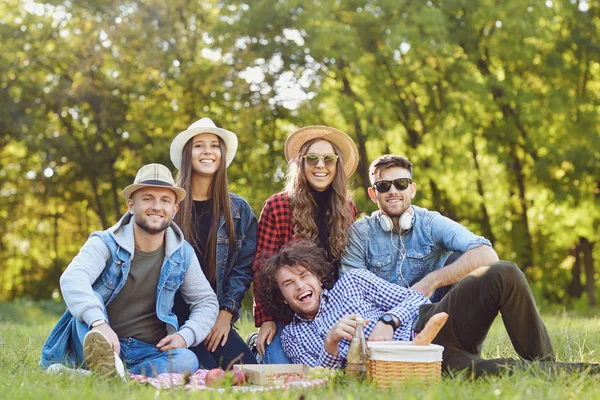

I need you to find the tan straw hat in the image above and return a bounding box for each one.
[122,163,186,203]
[284,125,359,177]
[170,117,238,170]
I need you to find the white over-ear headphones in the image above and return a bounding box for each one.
[379,207,414,232]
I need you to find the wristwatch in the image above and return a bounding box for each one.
[378,313,399,330]
[90,319,107,328]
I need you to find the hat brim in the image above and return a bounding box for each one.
[284,125,359,177]
[170,126,238,170]
[122,183,187,204]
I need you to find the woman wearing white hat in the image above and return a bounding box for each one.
[252,125,359,363]
[170,117,257,368]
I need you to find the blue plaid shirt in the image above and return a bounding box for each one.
[280,269,431,368]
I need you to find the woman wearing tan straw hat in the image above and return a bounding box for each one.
[252,125,359,364]
[169,117,258,368]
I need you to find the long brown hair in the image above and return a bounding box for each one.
[284,138,353,261]
[174,137,235,282]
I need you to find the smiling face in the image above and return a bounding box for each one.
[302,139,337,192]
[128,187,179,235]
[190,133,222,177]
[275,264,323,320]
[368,166,416,219]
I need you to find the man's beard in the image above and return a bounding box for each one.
[134,217,172,235]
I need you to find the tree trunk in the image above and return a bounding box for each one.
[340,74,370,198]
[569,241,583,298]
[581,237,596,307]
[471,134,496,244]
[508,143,534,271]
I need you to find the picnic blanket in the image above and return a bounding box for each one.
[129,369,328,392]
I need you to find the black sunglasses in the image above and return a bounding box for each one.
[373,178,412,193]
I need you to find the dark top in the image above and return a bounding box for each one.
[310,187,338,288]
[192,199,216,292]
[106,246,166,345]
[173,199,216,328]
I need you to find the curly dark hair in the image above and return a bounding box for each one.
[258,240,331,318]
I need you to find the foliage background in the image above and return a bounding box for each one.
[0,0,598,307]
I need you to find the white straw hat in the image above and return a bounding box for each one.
[170,117,238,169]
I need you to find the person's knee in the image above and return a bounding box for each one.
[172,349,199,373]
[488,261,526,287]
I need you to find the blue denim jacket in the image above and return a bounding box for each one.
[40,214,218,369]
[340,206,492,287]
[215,194,257,323]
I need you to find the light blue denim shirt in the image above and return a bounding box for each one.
[340,206,492,287]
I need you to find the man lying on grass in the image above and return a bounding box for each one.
[39,164,218,378]
[259,240,599,377]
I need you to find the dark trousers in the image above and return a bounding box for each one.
[173,292,257,369]
[414,261,599,377]
[189,328,257,369]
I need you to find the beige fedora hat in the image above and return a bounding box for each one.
[122,163,186,203]
[284,125,359,177]
[170,117,238,170]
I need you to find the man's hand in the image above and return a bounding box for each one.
[156,333,187,352]
[411,274,437,298]
[367,321,395,342]
[324,314,367,357]
[204,310,233,352]
[257,321,277,357]
[92,323,121,355]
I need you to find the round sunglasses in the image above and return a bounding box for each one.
[303,153,339,167]
[373,178,413,192]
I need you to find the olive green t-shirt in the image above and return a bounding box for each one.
[106,245,167,345]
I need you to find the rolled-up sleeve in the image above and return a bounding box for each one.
[429,214,491,253]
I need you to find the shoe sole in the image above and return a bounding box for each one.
[84,331,121,379]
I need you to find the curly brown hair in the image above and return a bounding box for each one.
[284,138,353,261]
[258,240,331,318]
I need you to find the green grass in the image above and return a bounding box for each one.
[2,301,600,399]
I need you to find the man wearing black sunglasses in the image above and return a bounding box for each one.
[341,154,499,301]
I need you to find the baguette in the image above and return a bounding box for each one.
[413,312,449,346]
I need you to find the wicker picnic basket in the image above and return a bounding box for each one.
[366,341,444,389]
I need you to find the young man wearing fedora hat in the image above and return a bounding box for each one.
[40,163,218,378]
[251,125,359,363]
[341,155,499,301]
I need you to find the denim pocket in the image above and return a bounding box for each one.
[163,272,184,291]
[368,254,394,281]
[101,268,122,290]
[406,246,434,278]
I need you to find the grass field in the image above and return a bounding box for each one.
[1,300,600,399]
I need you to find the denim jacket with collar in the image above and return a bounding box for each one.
[340,205,492,288]
[214,193,257,323]
[39,213,218,369]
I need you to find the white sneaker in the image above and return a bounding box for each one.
[46,363,92,376]
[83,331,126,381]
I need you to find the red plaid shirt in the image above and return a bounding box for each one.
[252,192,358,327]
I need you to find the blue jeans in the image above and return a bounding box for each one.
[263,322,291,364]
[119,337,198,376]
[69,317,197,376]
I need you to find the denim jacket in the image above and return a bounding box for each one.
[340,206,492,287]
[215,193,257,323]
[40,213,218,369]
